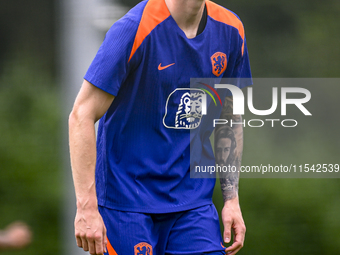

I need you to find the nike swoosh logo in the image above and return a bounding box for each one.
[158,63,175,70]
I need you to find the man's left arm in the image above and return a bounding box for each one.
[216,96,246,255]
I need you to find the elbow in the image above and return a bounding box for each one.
[68,105,96,132]
[68,106,83,131]
[68,108,77,130]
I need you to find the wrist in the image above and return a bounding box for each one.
[76,197,98,211]
[223,194,239,206]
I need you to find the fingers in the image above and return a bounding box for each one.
[82,238,90,252]
[222,216,232,243]
[224,237,243,255]
[79,232,89,251]
[225,244,243,255]
[93,231,105,255]
[224,236,243,255]
[76,236,83,249]
[103,226,108,253]
[76,232,106,255]
[89,238,97,255]
[74,210,107,254]
[224,221,246,255]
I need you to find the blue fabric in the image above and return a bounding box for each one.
[84,0,252,213]
[99,204,226,255]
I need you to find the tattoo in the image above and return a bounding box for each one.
[215,96,243,201]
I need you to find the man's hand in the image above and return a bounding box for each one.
[221,196,246,255]
[74,208,107,255]
[0,221,32,249]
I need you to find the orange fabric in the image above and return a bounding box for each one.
[128,0,170,62]
[206,0,245,55]
[107,237,118,255]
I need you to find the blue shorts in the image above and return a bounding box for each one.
[99,204,226,255]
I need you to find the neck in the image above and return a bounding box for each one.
[165,0,206,38]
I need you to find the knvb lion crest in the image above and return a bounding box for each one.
[134,242,152,255]
[163,88,207,129]
[211,52,227,77]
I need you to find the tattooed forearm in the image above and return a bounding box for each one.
[215,96,243,202]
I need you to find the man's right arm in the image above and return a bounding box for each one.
[68,80,115,255]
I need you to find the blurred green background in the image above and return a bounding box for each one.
[0,0,339,254]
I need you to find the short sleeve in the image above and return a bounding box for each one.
[84,17,139,96]
[234,36,251,79]
[225,27,252,89]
